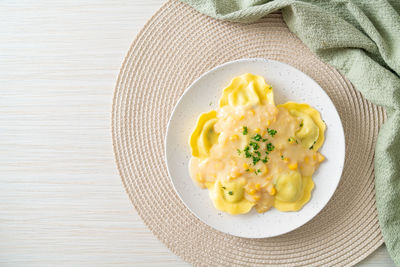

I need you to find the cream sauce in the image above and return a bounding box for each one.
[189,104,323,213]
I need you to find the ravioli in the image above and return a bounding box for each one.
[278,102,326,151]
[189,74,326,215]
[219,73,274,107]
[274,171,314,211]
[189,110,219,158]
[207,179,254,215]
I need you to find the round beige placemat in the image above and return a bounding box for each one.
[112,0,385,266]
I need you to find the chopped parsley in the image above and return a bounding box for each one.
[244,146,252,158]
[267,128,277,137]
[266,142,275,152]
[237,127,276,169]
[309,141,316,150]
[252,156,260,165]
[249,141,259,150]
[228,191,233,195]
[252,134,262,141]
[300,122,304,127]
[242,126,248,135]
[281,155,284,160]
[222,186,226,189]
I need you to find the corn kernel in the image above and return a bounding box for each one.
[228,176,235,181]
[318,153,325,162]
[253,195,261,201]
[269,186,276,196]
[283,157,289,163]
[276,144,284,150]
[196,173,204,182]
[266,120,271,126]
[249,109,255,115]
[243,163,249,169]
[255,183,261,190]
[262,166,268,175]
[248,189,256,195]
[229,134,239,141]
[288,162,298,170]
[231,169,240,178]
[254,128,260,133]
[239,178,248,185]
[304,156,310,163]
[239,115,245,120]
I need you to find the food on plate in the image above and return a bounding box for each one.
[189,73,326,215]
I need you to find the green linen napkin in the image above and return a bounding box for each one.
[180,0,400,265]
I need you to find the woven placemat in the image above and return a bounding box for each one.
[112,1,385,266]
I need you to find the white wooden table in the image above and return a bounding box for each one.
[0,1,395,266]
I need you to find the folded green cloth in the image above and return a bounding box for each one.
[180,0,400,265]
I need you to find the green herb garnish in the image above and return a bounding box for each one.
[222,186,226,189]
[281,155,284,160]
[237,149,241,155]
[309,140,316,150]
[242,126,248,135]
[228,191,233,195]
[267,128,277,137]
[252,156,260,165]
[249,141,259,150]
[252,134,262,141]
[262,157,268,163]
[244,146,252,158]
[266,142,275,152]
[262,138,268,142]
[254,151,261,157]
[300,123,303,127]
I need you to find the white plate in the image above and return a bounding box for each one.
[165,58,345,238]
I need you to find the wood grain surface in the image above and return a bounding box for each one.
[0,0,395,266]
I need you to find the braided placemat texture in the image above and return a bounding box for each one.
[112,0,385,266]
